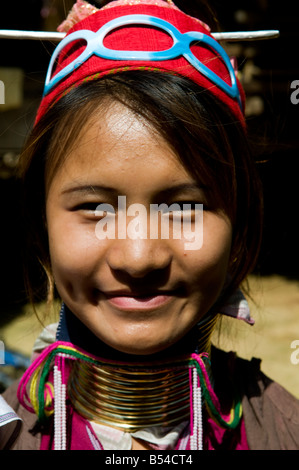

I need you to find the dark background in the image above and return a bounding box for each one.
[0,0,298,324]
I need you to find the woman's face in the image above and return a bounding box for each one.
[46,101,232,355]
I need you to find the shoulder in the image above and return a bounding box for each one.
[1,381,41,450]
[0,324,58,450]
[212,346,299,450]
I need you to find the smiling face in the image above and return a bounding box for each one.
[46,100,232,355]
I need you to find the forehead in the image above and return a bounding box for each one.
[49,100,195,194]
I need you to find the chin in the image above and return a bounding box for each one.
[102,328,190,359]
[106,339,170,357]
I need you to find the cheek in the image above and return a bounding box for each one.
[182,213,232,292]
[203,211,232,260]
[47,214,104,284]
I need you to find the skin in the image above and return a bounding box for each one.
[46,100,232,357]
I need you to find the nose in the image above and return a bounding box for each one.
[106,237,173,278]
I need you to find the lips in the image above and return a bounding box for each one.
[102,290,177,310]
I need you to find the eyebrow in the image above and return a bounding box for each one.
[61,182,204,197]
[157,183,205,198]
[61,184,117,196]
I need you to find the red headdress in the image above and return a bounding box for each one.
[35,0,246,124]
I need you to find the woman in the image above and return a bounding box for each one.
[1,0,298,450]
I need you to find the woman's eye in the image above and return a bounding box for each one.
[94,203,115,217]
[164,202,202,214]
[178,202,200,210]
[72,202,99,212]
[72,202,115,216]
[77,203,98,211]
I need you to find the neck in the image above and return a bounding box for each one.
[67,312,219,432]
[57,304,218,362]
